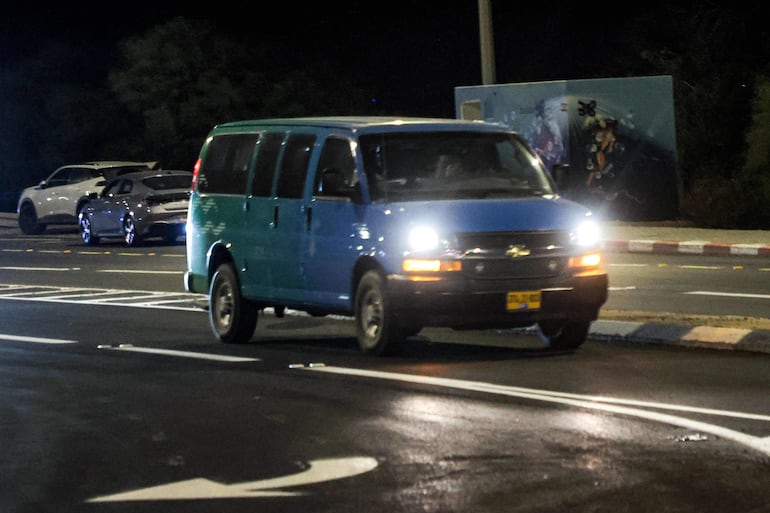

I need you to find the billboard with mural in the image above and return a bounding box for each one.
[455,76,679,221]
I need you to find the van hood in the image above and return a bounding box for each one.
[375,197,596,235]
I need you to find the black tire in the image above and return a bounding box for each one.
[18,203,46,235]
[354,271,405,356]
[538,320,590,350]
[209,263,258,344]
[123,214,142,246]
[401,324,423,337]
[78,213,99,245]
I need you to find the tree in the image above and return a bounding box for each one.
[735,75,770,227]
[109,17,372,169]
[630,4,766,226]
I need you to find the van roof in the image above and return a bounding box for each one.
[213,116,510,133]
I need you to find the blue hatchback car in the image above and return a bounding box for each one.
[184,117,608,355]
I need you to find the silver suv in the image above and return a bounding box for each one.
[17,161,157,234]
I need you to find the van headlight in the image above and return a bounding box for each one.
[402,226,462,277]
[408,226,439,252]
[569,219,603,272]
[573,220,600,247]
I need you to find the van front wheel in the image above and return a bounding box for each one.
[209,263,258,344]
[355,271,405,356]
[538,320,590,350]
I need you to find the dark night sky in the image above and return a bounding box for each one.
[2,2,755,118]
[1,2,643,118]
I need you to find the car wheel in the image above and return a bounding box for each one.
[209,263,258,344]
[18,203,46,235]
[354,270,405,356]
[538,320,590,350]
[78,213,99,245]
[123,215,142,246]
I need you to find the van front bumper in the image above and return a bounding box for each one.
[386,272,608,329]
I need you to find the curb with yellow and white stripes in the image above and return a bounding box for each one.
[590,320,770,354]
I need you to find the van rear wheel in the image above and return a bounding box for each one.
[209,263,258,344]
[355,271,405,356]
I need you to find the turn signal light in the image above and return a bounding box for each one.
[402,259,462,273]
[569,253,602,268]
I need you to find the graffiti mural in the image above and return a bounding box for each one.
[455,76,680,221]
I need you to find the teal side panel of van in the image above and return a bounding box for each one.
[240,196,275,299]
[264,196,308,303]
[302,198,365,311]
[186,193,249,294]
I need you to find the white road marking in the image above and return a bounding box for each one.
[680,265,723,270]
[685,291,770,300]
[608,263,648,267]
[0,333,78,344]
[98,269,183,274]
[608,286,637,291]
[0,266,80,271]
[97,344,259,362]
[87,456,378,502]
[0,283,205,312]
[301,365,770,457]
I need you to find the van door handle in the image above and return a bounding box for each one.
[272,205,279,228]
[306,206,312,231]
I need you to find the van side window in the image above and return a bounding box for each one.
[276,134,316,198]
[251,132,284,197]
[314,137,357,198]
[199,134,259,194]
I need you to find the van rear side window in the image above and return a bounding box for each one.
[276,134,316,198]
[251,132,284,197]
[199,134,259,194]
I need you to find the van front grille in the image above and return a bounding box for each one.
[455,230,570,279]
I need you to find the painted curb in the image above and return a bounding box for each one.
[603,239,770,257]
[590,320,770,354]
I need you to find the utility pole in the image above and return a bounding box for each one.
[478,0,496,85]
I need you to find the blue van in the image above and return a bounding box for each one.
[184,117,607,355]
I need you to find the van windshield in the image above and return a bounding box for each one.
[359,131,556,202]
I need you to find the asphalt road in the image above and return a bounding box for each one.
[1,217,769,512]
[2,296,769,513]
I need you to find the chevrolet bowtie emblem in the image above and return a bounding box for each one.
[505,244,530,258]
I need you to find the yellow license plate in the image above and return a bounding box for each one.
[506,290,541,311]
